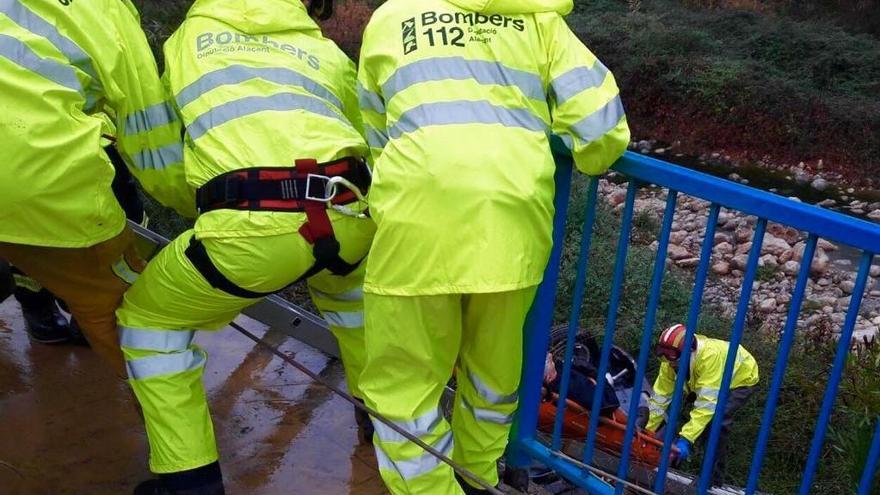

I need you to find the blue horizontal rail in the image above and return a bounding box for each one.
[508,151,880,494]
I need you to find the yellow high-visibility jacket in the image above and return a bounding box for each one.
[0,0,194,248]
[163,0,367,239]
[647,335,760,442]
[358,0,630,295]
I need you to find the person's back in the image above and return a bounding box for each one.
[163,0,367,239]
[359,0,629,295]
[357,1,629,493]
[0,0,191,246]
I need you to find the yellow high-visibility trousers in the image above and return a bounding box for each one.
[360,287,537,494]
[117,211,374,474]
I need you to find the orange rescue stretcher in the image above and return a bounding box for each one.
[537,393,677,468]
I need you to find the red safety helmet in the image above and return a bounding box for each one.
[655,324,694,362]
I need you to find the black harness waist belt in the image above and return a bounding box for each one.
[195,157,371,214]
[187,157,370,299]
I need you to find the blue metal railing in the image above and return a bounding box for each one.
[507,150,880,494]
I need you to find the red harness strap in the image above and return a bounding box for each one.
[296,158,334,244]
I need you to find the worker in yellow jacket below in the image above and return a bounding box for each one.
[357,0,630,492]
[116,0,375,493]
[647,324,760,488]
[0,0,193,375]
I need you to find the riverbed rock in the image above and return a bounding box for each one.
[836,296,851,311]
[731,254,749,271]
[817,239,838,252]
[817,199,837,208]
[841,280,856,295]
[667,244,691,261]
[670,230,687,245]
[760,254,779,268]
[782,260,800,275]
[868,209,880,220]
[794,171,811,185]
[810,178,829,191]
[736,242,753,255]
[871,265,880,278]
[712,261,731,275]
[715,242,734,256]
[759,298,777,313]
[609,189,627,207]
[762,235,792,257]
[677,257,701,268]
[734,227,752,243]
[811,249,830,275]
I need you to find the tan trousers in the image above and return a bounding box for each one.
[0,227,144,375]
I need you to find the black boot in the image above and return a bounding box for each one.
[354,398,375,445]
[66,317,90,346]
[134,462,225,495]
[0,260,13,304]
[13,277,71,344]
[455,473,491,494]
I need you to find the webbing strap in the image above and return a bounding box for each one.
[184,237,274,299]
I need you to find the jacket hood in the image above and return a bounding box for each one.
[445,0,573,15]
[187,0,321,35]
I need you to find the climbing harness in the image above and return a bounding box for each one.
[190,158,371,298]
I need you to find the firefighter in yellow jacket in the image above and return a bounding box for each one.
[647,324,760,488]
[357,0,630,492]
[115,1,375,493]
[0,0,193,374]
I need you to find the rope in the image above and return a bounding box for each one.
[229,321,510,495]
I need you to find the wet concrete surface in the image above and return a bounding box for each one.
[0,299,388,495]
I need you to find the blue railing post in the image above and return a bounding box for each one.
[799,251,876,495]
[745,235,819,494]
[583,180,639,466]
[697,217,767,493]
[507,145,575,469]
[858,417,880,495]
[615,190,679,494]
[655,203,721,493]
[552,177,600,450]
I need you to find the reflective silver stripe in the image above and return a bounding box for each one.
[119,327,194,352]
[649,404,667,415]
[111,258,139,284]
[365,125,389,149]
[187,92,348,140]
[372,407,443,443]
[323,311,364,329]
[375,430,453,480]
[389,100,546,140]
[383,57,545,102]
[357,82,385,114]
[124,102,178,135]
[461,397,514,425]
[0,0,102,106]
[697,387,720,400]
[131,142,184,170]
[0,34,82,92]
[551,62,609,105]
[311,286,364,303]
[571,95,625,143]
[176,65,342,111]
[467,369,517,405]
[693,399,717,412]
[125,348,206,380]
[651,394,671,406]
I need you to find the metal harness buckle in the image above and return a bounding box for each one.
[304,174,337,202]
